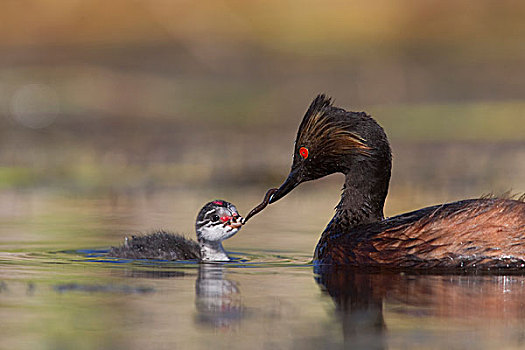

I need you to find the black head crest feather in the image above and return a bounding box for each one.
[295,94,371,160]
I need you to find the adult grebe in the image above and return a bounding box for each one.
[266,95,525,268]
[109,200,243,262]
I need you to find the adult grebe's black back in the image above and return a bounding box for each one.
[109,200,243,262]
[268,95,525,269]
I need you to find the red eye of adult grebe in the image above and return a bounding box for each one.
[299,147,309,159]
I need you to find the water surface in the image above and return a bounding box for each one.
[2,188,525,350]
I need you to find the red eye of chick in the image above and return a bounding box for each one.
[299,147,309,159]
[220,216,231,223]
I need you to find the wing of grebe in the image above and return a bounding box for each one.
[328,199,525,268]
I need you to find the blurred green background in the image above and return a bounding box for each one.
[0,0,524,204]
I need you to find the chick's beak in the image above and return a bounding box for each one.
[223,213,243,229]
[229,221,243,229]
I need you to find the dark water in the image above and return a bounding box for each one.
[2,188,525,350]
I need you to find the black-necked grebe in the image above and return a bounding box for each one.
[261,94,525,269]
[109,200,242,262]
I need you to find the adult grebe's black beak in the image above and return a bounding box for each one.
[268,168,302,204]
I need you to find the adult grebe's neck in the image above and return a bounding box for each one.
[314,161,390,261]
[336,169,389,227]
[327,143,392,234]
[200,241,230,262]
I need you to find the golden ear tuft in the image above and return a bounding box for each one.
[297,109,371,157]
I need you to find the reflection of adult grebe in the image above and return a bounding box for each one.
[109,200,242,261]
[316,268,386,349]
[266,95,525,268]
[316,267,525,348]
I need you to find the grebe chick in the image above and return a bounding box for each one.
[109,200,243,262]
[266,95,525,269]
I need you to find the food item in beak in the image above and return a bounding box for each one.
[241,188,278,224]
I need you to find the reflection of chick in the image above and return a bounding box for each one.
[109,200,242,261]
[195,264,243,329]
